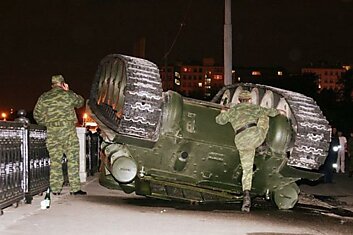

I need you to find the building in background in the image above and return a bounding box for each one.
[233,67,286,83]
[301,65,347,91]
[160,59,286,99]
[160,60,352,100]
[159,66,175,91]
[159,58,225,99]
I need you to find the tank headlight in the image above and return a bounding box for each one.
[332,146,340,152]
[111,156,138,183]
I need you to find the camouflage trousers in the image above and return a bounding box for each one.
[46,124,81,193]
[235,127,267,191]
[238,149,256,191]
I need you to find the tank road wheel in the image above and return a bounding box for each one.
[260,90,274,108]
[231,86,243,104]
[273,183,300,210]
[220,89,231,106]
[250,87,260,105]
[276,97,292,119]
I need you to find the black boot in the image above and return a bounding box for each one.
[241,190,251,212]
[70,190,87,195]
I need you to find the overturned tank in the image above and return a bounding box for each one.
[87,54,331,210]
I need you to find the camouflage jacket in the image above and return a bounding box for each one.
[33,87,84,126]
[348,137,353,155]
[216,103,279,133]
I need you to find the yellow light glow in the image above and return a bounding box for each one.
[342,65,351,71]
[252,71,261,76]
[1,112,7,120]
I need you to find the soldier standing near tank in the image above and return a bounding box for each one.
[215,90,280,212]
[336,131,347,173]
[347,131,353,177]
[34,75,87,196]
[321,127,339,183]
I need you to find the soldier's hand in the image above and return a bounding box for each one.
[116,109,123,118]
[278,109,286,116]
[221,106,230,112]
[62,83,69,91]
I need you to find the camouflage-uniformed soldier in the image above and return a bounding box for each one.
[34,75,87,195]
[347,132,353,177]
[215,90,280,212]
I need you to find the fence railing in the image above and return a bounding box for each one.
[0,121,49,214]
[0,121,101,215]
[0,121,100,215]
[85,131,101,176]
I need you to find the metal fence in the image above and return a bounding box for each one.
[0,121,49,214]
[86,132,102,176]
[0,121,101,215]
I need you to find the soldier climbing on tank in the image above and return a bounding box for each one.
[34,75,87,196]
[215,90,281,212]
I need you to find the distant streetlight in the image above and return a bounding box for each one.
[1,112,7,121]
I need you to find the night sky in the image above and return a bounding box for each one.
[1,0,352,112]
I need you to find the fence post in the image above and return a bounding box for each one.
[76,127,86,183]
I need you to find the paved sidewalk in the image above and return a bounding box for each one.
[299,172,353,211]
[1,172,352,227]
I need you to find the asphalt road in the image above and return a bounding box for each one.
[1,176,353,235]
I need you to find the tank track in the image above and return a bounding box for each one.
[88,54,163,143]
[212,83,331,170]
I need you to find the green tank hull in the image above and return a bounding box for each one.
[88,54,329,209]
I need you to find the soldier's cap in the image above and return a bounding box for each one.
[51,75,65,84]
[238,90,252,100]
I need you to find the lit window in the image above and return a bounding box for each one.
[198,82,203,87]
[182,67,188,72]
[174,79,180,86]
[213,75,223,80]
[277,71,283,76]
[237,77,241,81]
[205,85,211,89]
[252,71,261,76]
[343,65,351,71]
